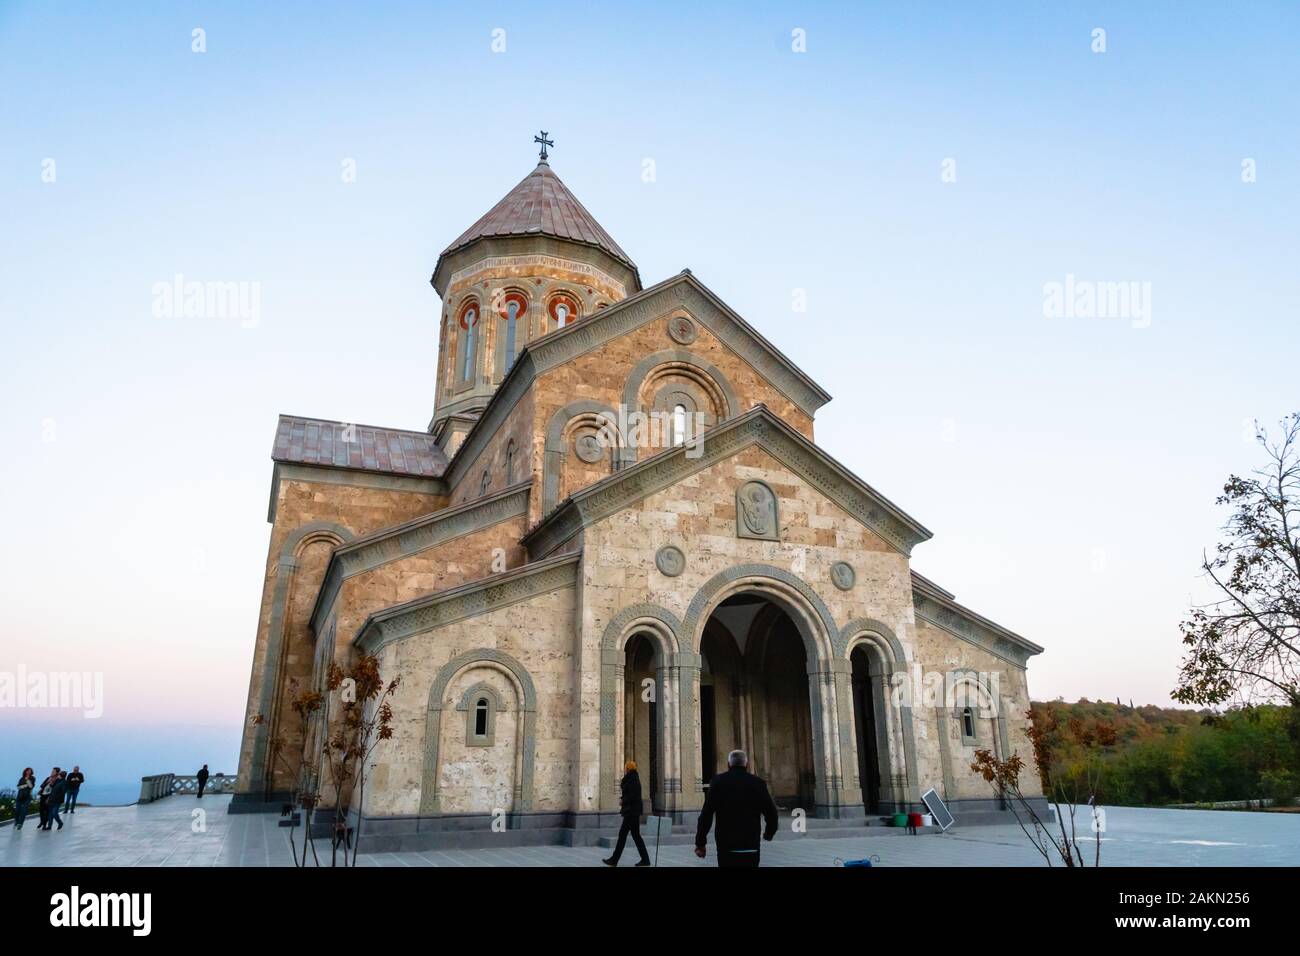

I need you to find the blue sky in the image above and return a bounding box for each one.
[2,1,1297,784]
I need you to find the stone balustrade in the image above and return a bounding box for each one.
[138,772,233,803]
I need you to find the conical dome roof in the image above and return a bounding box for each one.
[440,161,636,273]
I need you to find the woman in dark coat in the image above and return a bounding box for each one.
[602,761,651,867]
[14,769,35,830]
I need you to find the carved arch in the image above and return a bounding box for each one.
[421,648,538,814]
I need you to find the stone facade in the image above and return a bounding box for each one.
[232,158,1046,844]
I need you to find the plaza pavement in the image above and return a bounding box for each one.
[3,795,1297,867]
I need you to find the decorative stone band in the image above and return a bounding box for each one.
[446,254,629,299]
[353,552,580,654]
[442,271,832,490]
[310,482,531,639]
[911,577,1043,668]
[522,405,933,560]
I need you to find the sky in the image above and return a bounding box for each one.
[2,1,1297,786]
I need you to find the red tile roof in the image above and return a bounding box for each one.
[272,415,447,479]
[440,161,636,271]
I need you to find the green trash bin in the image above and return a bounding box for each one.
[892,812,908,827]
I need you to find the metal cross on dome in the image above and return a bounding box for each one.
[534,130,553,161]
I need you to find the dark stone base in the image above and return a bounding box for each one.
[227,791,293,814]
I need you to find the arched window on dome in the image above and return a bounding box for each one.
[497,291,527,376]
[548,293,580,330]
[457,300,480,385]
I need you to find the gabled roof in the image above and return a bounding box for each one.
[273,414,448,479]
[911,570,1044,665]
[521,404,933,558]
[438,161,637,274]
[442,270,833,489]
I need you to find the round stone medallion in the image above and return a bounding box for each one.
[830,561,856,591]
[667,315,697,345]
[655,545,686,577]
[574,432,605,463]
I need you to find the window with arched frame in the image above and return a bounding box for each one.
[479,470,490,497]
[548,292,580,329]
[505,439,517,485]
[457,299,480,384]
[497,290,527,375]
[960,706,978,745]
[671,403,689,446]
[474,698,489,737]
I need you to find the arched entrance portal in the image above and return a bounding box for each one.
[623,633,662,812]
[851,646,883,813]
[698,593,817,811]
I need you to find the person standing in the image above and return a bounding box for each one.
[196,764,210,798]
[13,769,35,831]
[64,766,84,813]
[602,760,651,867]
[694,750,778,867]
[41,768,66,831]
[36,771,54,830]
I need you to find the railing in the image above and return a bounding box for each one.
[138,773,234,803]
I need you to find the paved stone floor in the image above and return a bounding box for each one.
[3,796,1297,866]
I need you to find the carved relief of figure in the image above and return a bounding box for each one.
[736,481,778,540]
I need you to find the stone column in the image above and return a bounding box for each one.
[597,648,624,815]
[830,659,864,814]
[670,652,703,814]
[934,706,955,799]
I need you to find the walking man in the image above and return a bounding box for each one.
[64,766,84,813]
[602,760,651,867]
[41,768,67,830]
[694,750,778,867]
[196,764,210,798]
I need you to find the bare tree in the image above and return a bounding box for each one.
[318,654,399,866]
[1176,413,1300,711]
[253,678,323,867]
[971,709,1114,867]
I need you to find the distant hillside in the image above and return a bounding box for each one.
[1027,699,1298,807]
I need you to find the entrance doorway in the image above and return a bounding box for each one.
[851,646,883,812]
[698,593,817,811]
[623,633,661,812]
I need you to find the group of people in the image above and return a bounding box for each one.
[12,766,85,832]
[603,748,779,868]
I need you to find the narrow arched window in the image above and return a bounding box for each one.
[479,470,490,497]
[505,299,519,368]
[961,706,977,744]
[458,301,480,384]
[548,293,579,329]
[499,291,527,375]
[474,698,489,737]
[505,439,516,484]
[671,403,689,446]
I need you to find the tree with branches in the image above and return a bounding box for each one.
[971,708,1115,867]
[1176,413,1300,713]
[318,654,399,866]
[252,678,324,867]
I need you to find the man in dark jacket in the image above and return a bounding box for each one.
[695,750,778,867]
[42,768,67,830]
[196,764,210,798]
[64,766,85,813]
[602,761,651,867]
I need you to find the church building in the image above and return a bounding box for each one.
[232,139,1046,848]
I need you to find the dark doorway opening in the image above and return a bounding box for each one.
[851,646,882,813]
